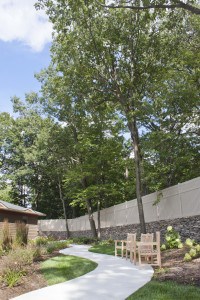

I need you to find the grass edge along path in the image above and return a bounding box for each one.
[126,280,200,300]
[40,254,97,286]
[89,243,115,256]
[89,242,200,299]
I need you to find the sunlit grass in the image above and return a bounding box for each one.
[126,280,200,300]
[41,254,97,285]
[89,243,115,256]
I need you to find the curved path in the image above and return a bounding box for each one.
[12,244,153,300]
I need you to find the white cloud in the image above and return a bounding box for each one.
[0,0,52,52]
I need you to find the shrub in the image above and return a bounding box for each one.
[71,237,98,245]
[107,238,114,245]
[99,239,114,246]
[178,243,183,249]
[195,244,200,252]
[162,226,182,249]
[34,236,49,247]
[189,248,197,258]
[160,244,166,251]
[184,238,200,262]
[185,238,195,247]
[27,244,43,261]
[15,222,29,246]
[46,243,56,254]
[0,248,35,288]
[46,240,70,253]
[1,248,34,273]
[184,253,192,262]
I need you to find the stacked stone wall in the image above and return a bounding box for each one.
[40,215,200,243]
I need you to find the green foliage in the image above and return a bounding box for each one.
[184,238,200,262]
[1,0,199,230]
[160,244,166,251]
[71,237,98,245]
[2,269,25,288]
[195,244,200,252]
[183,253,192,262]
[45,240,70,253]
[189,248,197,258]
[0,184,13,203]
[34,236,49,247]
[185,238,195,247]
[31,237,70,254]
[161,226,183,250]
[46,243,56,254]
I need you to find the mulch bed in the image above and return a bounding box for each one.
[0,247,199,299]
[0,251,60,300]
[153,247,200,287]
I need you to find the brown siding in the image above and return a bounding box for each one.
[0,221,38,240]
[0,210,38,225]
[0,210,39,240]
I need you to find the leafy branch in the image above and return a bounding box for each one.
[96,1,200,15]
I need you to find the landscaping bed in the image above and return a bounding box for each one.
[154,247,200,286]
[0,251,56,300]
[0,243,199,300]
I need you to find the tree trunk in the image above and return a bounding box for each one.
[81,177,97,238]
[128,118,146,233]
[85,198,97,238]
[58,178,70,238]
[97,199,101,239]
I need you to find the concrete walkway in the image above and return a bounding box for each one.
[12,244,153,300]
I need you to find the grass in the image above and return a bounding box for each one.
[41,254,97,285]
[89,243,115,256]
[126,280,200,300]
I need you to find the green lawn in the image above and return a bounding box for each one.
[89,243,115,256]
[40,254,97,285]
[126,280,200,300]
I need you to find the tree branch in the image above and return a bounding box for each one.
[96,1,200,15]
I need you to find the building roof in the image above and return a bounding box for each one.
[0,200,46,217]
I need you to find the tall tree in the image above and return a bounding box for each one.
[36,0,196,233]
[34,67,134,236]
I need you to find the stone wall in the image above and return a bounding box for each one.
[40,215,200,243]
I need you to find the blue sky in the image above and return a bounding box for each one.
[0,0,52,114]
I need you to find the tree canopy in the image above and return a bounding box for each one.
[0,0,199,236]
